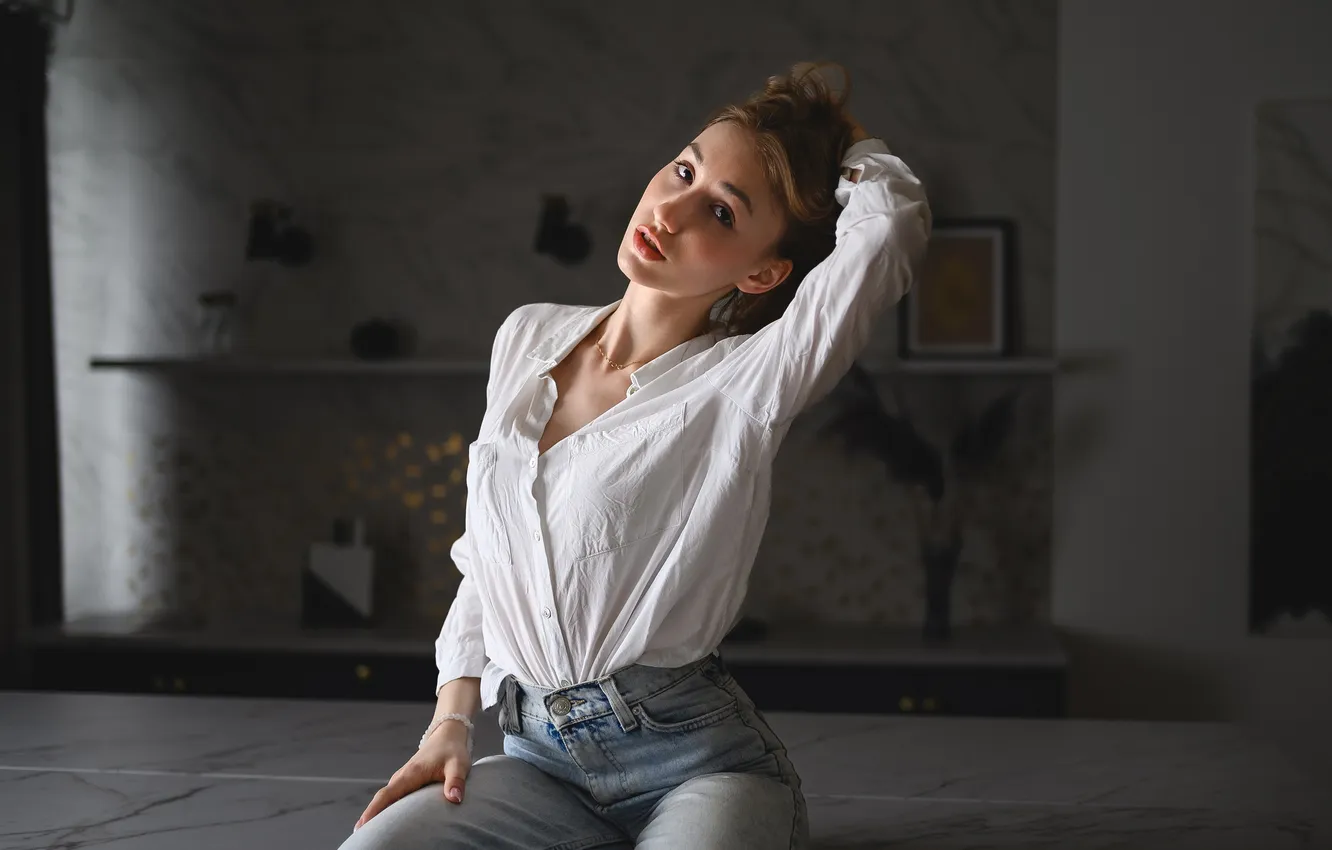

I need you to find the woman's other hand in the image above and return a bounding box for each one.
[353,720,472,832]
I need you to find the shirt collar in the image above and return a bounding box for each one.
[525,298,719,390]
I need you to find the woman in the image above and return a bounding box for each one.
[343,61,930,849]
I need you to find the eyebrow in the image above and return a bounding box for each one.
[689,141,754,217]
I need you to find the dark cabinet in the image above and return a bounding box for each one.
[26,639,1065,717]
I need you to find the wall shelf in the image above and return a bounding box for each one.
[90,355,1081,378]
[25,612,1067,669]
[89,356,491,377]
[23,614,1068,715]
[861,357,1060,375]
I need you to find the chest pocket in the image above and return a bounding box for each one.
[466,440,513,565]
[562,401,688,562]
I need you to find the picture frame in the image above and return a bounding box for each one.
[898,218,1016,358]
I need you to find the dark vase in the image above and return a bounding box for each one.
[921,535,962,642]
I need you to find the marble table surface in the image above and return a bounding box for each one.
[0,690,1328,849]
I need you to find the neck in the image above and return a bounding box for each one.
[594,289,715,370]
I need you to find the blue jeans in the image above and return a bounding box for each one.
[341,653,810,848]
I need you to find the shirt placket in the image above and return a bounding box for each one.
[525,367,577,688]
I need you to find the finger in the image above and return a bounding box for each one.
[355,774,418,829]
[354,791,388,831]
[443,774,464,803]
[354,790,390,831]
[443,757,471,804]
[356,787,398,830]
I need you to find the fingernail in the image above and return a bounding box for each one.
[447,788,461,803]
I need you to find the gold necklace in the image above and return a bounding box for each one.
[593,316,710,371]
[593,335,647,370]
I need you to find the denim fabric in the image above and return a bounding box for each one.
[341,654,809,849]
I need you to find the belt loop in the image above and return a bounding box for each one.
[597,672,638,733]
[498,675,523,734]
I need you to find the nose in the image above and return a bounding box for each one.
[651,200,680,234]
[653,191,699,234]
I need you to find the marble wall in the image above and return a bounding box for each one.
[47,0,1056,630]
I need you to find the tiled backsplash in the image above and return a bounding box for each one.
[48,0,1057,629]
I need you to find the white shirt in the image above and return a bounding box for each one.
[435,137,931,709]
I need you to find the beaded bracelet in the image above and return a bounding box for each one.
[419,713,474,753]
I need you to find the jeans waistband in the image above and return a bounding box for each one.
[496,652,725,737]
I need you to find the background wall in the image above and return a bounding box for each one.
[47,1,1057,632]
[1054,0,1332,781]
[0,72,24,684]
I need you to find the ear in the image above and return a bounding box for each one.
[735,257,794,296]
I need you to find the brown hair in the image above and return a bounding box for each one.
[703,61,860,337]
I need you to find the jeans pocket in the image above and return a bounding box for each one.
[632,667,740,733]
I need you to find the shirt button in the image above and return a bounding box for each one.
[533,529,541,541]
[559,679,571,687]
[529,458,537,469]
[542,606,552,619]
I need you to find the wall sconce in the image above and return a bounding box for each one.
[245,200,313,266]
[534,195,592,265]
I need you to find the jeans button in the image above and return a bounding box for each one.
[549,696,572,717]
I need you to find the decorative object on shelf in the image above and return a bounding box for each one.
[245,199,313,266]
[350,318,416,361]
[534,194,592,265]
[302,517,376,629]
[196,290,238,355]
[900,218,1015,359]
[819,362,1020,642]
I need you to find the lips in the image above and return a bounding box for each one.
[635,225,666,261]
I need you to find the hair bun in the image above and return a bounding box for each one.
[785,61,852,109]
[700,60,860,338]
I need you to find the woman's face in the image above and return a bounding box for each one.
[618,121,792,302]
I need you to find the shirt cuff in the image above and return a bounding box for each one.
[844,136,892,162]
[836,137,893,206]
[434,639,488,696]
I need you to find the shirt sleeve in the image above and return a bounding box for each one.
[433,536,487,695]
[704,137,931,427]
[433,309,518,696]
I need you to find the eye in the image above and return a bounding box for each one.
[673,160,735,229]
